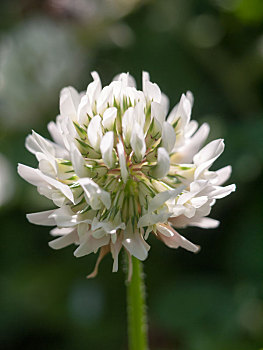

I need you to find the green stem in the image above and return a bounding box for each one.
[126,256,148,350]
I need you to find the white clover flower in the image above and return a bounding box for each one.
[18,72,235,278]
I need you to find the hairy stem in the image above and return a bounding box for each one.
[126,256,148,350]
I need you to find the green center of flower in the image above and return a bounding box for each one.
[57,96,185,231]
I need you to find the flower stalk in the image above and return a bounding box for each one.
[127,256,148,350]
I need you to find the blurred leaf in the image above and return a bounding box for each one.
[234,0,263,24]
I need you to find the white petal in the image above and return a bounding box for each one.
[167,93,192,127]
[169,204,186,217]
[48,230,78,250]
[111,233,117,244]
[77,222,90,242]
[50,115,77,153]
[47,120,64,147]
[157,224,199,253]
[169,215,191,228]
[123,231,150,261]
[18,164,74,203]
[130,122,146,161]
[74,235,110,257]
[100,131,115,168]
[50,227,75,236]
[186,91,194,107]
[113,72,136,88]
[156,224,174,237]
[87,115,103,152]
[60,86,80,121]
[70,143,89,177]
[177,191,194,205]
[191,196,208,208]
[189,122,210,150]
[111,233,123,272]
[184,205,196,218]
[78,178,111,210]
[194,139,224,166]
[176,92,192,127]
[117,142,128,183]
[142,71,150,86]
[77,95,92,124]
[110,81,122,100]
[194,139,225,179]
[214,165,232,185]
[137,207,171,228]
[26,131,55,157]
[92,215,125,234]
[161,121,176,154]
[189,180,209,194]
[92,229,106,239]
[174,123,210,163]
[144,226,153,240]
[97,85,113,114]
[148,185,185,213]
[151,101,166,126]
[194,201,213,217]
[143,71,161,102]
[122,107,134,145]
[160,93,170,116]
[185,120,199,138]
[26,210,56,226]
[134,100,146,128]
[37,154,56,177]
[112,72,124,84]
[209,184,236,199]
[102,107,117,130]
[87,71,102,107]
[18,163,46,187]
[52,191,68,207]
[150,147,170,179]
[49,206,78,227]
[188,217,220,228]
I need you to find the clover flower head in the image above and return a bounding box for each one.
[18,71,236,278]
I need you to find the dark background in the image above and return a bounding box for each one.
[0,1,262,349]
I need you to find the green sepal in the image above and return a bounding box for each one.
[73,122,88,141]
[76,138,101,159]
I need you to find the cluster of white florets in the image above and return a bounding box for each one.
[18,72,235,278]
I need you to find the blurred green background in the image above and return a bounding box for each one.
[0,0,262,349]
